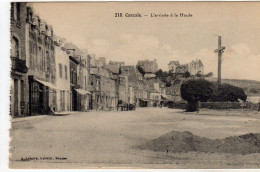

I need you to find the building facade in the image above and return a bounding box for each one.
[137,59,158,74]
[168,60,180,73]
[54,36,70,112]
[26,4,57,116]
[188,59,204,75]
[10,2,29,117]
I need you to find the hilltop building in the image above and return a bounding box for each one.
[137,59,158,74]
[168,60,180,73]
[188,59,204,75]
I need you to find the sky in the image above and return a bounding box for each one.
[31,2,260,81]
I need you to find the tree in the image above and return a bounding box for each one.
[136,65,145,76]
[181,79,213,112]
[163,71,168,77]
[209,83,247,102]
[155,69,164,77]
[183,71,190,78]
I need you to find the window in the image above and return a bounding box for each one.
[85,76,86,88]
[46,51,49,72]
[11,3,14,20]
[11,37,19,58]
[38,19,41,27]
[38,47,42,69]
[59,64,62,78]
[64,65,67,80]
[16,3,20,22]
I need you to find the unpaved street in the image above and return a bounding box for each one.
[10,108,260,168]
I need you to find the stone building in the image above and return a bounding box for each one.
[54,36,70,112]
[95,57,106,67]
[146,78,166,107]
[65,42,91,111]
[98,66,117,110]
[188,59,204,75]
[168,60,180,73]
[10,2,29,117]
[118,75,128,104]
[68,50,80,111]
[121,66,137,105]
[137,59,158,74]
[25,4,57,115]
[89,66,101,110]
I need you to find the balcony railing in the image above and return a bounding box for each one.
[11,57,28,73]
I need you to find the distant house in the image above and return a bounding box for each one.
[168,60,180,73]
[146,78,167,107]
[188,59,204,75]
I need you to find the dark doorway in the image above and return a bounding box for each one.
[14,79,19,116]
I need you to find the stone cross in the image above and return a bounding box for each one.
[214,36,225,84]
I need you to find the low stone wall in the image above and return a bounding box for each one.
[170,102,186,109]
[169,101,260,111]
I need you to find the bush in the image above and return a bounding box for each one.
[180,79,213,112]
[180,79,247,111]
[209,83,247,102]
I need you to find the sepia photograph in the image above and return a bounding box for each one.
[2,0,260,169]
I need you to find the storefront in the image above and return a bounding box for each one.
[28,76,57,115]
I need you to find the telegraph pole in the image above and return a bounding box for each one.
[214,36,225,85]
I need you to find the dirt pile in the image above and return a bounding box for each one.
[138,131,260,154]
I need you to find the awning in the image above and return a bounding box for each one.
[75,88,91,95]
[35,79,58,89]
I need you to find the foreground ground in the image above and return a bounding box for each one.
[10,107,260,168]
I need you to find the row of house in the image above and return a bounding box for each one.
[10,2,92,117]
[10,2,177,117]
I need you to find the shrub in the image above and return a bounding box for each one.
[209,83,247,102]
[180,79,213,112]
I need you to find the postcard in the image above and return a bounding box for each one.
[5,1,260,169]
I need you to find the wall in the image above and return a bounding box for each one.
[55,44,70,112]
[10,2,29,117]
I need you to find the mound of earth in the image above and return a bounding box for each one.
[138,131,260,154]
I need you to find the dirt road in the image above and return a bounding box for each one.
[10,108,260,168]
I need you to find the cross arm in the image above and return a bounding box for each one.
[214,46,225,53]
